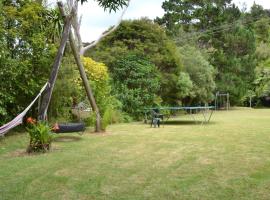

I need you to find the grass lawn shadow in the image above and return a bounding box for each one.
[53,135,83,143]
[161,120,217,126]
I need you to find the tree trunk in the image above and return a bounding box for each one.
[69,33,102,132]
[38,2,72,120]
[58,2,102,132]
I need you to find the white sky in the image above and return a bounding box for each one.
[49,0,270,42]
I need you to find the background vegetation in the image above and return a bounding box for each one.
[1,0,270,125]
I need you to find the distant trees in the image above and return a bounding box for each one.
[251,5,270,106]
[179,46,216,105]
[157,0,257,105]
[87,17,218,116]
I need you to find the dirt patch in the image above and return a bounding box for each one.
[3,145,61,158]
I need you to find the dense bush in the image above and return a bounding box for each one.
[111,54,160,119]
[87,18,183,104]
[0,1,56,124]
[48,56,82,122]
[179,46,216,105]
[82,57,123,129]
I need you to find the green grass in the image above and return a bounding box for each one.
[1,108,270,200]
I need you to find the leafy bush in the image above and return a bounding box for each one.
[49,56,81,122]
[179,46,216,105]
[87,18,183,105]
[0,2,57,124]
[111,54,160,119]
[81,57,110,115]
[26,120,53,153]
[81,57,124,129]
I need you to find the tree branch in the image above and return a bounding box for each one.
[80,0,130,55]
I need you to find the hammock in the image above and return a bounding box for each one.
[0,83,48,136]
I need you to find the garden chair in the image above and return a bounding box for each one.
[151,109,163,128]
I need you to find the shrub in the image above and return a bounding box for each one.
[49,56,82,122]
[81,57,125,130]
[111,54,160,119]
[26,120,53,153]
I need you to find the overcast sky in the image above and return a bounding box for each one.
[73,0,270,42]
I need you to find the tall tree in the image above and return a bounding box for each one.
[88,18,183,104]
[179,45,216,105]
[157,0,256,104]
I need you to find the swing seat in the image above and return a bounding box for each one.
[53,122,85,133]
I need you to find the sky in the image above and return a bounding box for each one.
[51,0,270,42]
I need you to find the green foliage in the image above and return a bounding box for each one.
[256,42,270,60]
[88,18,183,104]
[0,0,56,124]
[156,0,239,35]
[157,0,257,105]
[27,122,53,153]
[82,57,111,114]
[111,54,160,119]
[254,18,270,43]
[214,26,256,104]
[254,65,270,99]
[176,72,194,100]
[179,46,216,104]
[48,56,81,122]
[82,57,123,129]
[79,0,128,12]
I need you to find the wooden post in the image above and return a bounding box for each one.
[227,93,229,111]
[69,33,102,132]
[38,2,73,120]
[58,3,102,132]
[215,92,217,110]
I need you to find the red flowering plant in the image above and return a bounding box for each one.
[26,117,52,153]
[26,117,36,125]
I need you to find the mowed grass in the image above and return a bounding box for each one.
[1,108,270,200]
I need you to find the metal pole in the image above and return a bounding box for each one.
[227,93,229,111]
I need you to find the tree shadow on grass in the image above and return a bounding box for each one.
[53,135,82,143]
[161,120,217,126]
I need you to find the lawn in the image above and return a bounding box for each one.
[1,108,270,200]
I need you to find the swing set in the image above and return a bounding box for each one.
[215,92,230,110]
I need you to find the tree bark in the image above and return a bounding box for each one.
[38,2,73,120]
[58,2,102,132]
[69,33,102,132]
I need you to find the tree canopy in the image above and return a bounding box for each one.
[157,0,257,104]
[87,18,184,105]
[0,0,56,123]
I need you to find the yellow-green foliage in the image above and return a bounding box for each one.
[81,57,110,101]
[81,57,121,129]
[82,57,109,83]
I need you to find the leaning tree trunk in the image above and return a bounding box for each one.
[58,2,102,132]
[69,33,102,132]
[38,2,73,121]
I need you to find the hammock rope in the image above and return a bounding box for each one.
[0,83,48,136]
